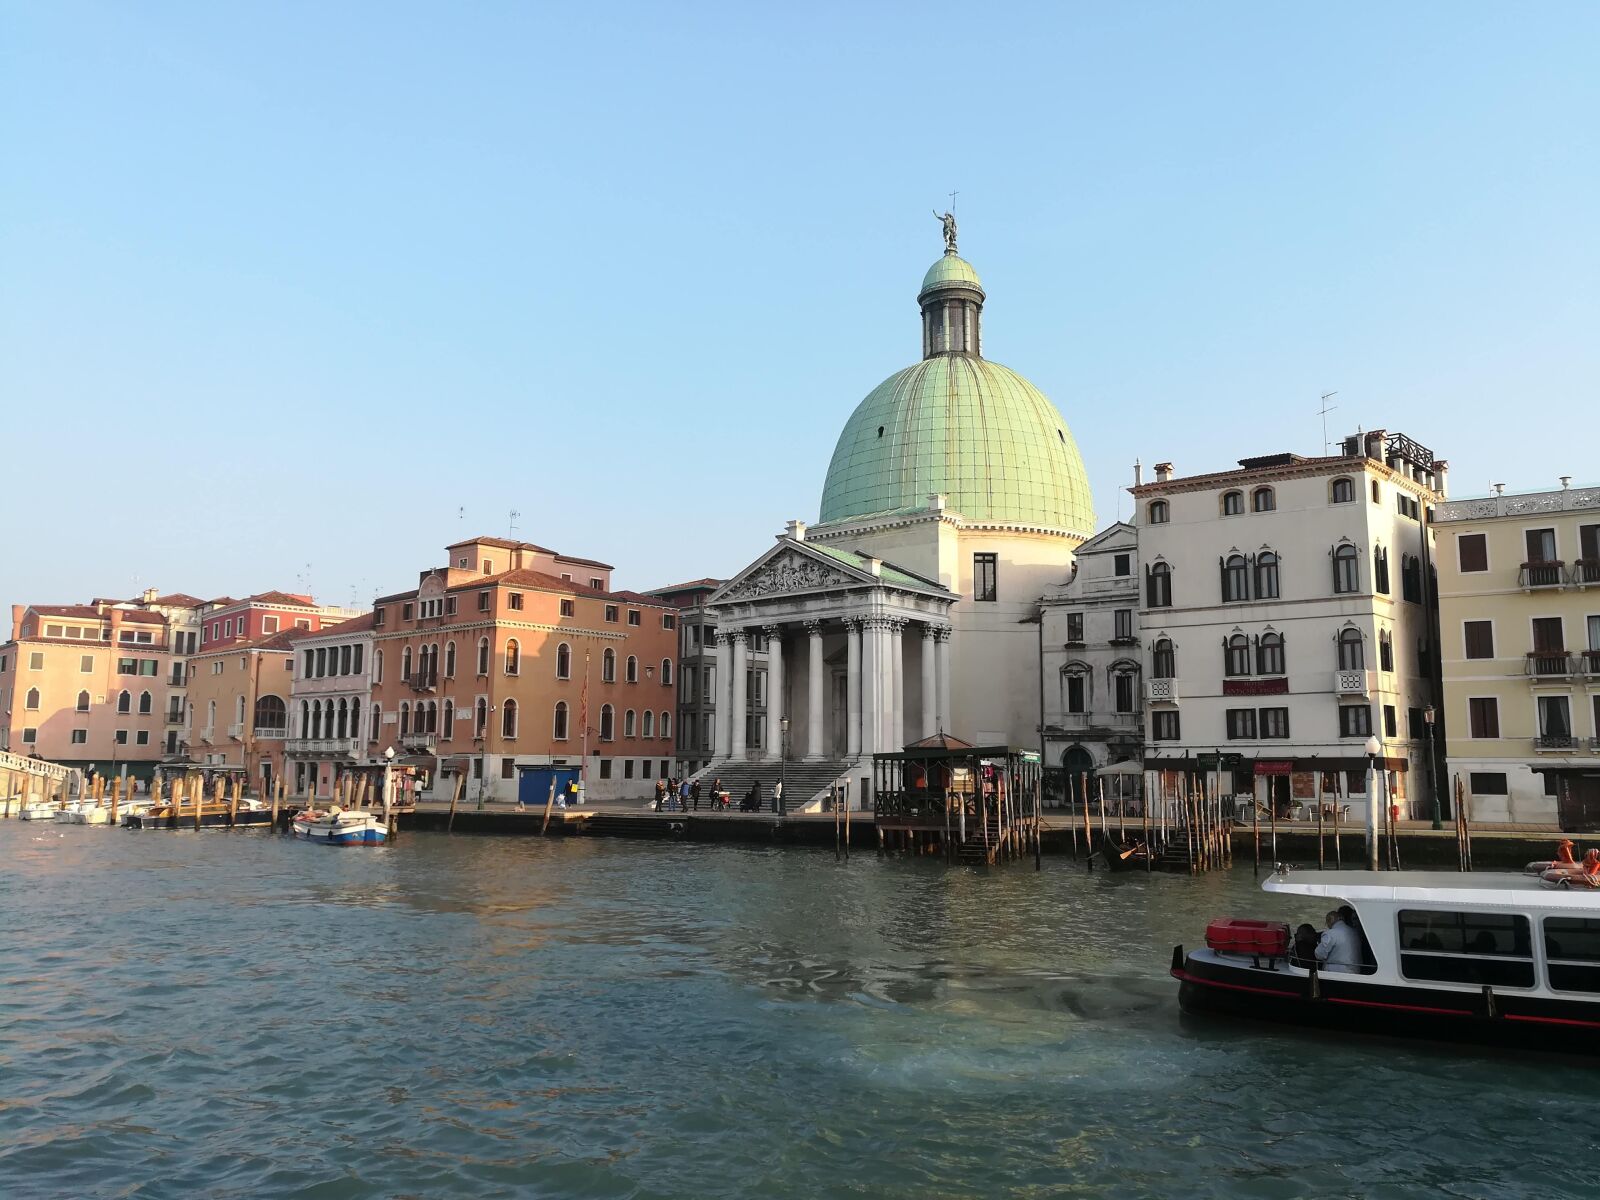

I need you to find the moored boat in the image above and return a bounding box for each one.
[1173,868,1600,1054]
[54,801,111,825]
[290,806,387,846]
[20,801,62,821]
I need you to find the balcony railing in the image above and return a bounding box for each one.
[1584,650,1600,677]
[1527,651,1576,679]
[1575,559,1600,587]
[227,722,244,739]
[1535,734,1581,751]
[1146,677,1179,704]
[1591,737,1600,753]
[406,670,439,693]
[286,737,362,755]
[256,726,287,740]
[198,726,214,744]
[1333,669,1372,697]
[1520,560,1566,589]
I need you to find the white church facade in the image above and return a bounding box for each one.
[696,226,1097,808]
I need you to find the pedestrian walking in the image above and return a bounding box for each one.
[691,780,702,811]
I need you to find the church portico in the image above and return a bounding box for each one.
[703,539,956,787]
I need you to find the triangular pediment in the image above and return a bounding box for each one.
[709,542,872,605]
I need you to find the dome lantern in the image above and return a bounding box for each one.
[918,250,985,358]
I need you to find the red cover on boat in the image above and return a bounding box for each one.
[1205,918,1290,955]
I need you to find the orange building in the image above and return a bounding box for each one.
[184,628,302,795]
[370,537,679,803]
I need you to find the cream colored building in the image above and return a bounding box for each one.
[1435,484,1600,827]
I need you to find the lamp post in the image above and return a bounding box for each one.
[779,716,789,816]
[1364,734,1382,871]
[1424,705,1440,830]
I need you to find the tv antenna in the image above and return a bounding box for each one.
[1319,391,1339,454]
[509,509,521,538]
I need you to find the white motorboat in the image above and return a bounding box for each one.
[20,801,63,821]
[55,802,112,825]
[291,806,387,846]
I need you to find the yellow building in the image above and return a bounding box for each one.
[1434,485,1600,828]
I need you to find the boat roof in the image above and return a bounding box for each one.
[1263,869,1600,911]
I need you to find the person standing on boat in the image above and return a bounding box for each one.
[1316,910,1362,973]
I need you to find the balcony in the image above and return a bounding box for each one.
[1333,669,1373,697]
[227,722,244,739]
[1146,677,1179,704]
[198,726,214,744]
[1535,734,1581,752]
[286,737,362,756]
[405,670,438,694]
[1575,559,1600,588]
[1108,635,1140,648]
[401,735,438,754]
[1527,651,1577,679]
[1584,650,1600,679]
[256,726,287,740]
[1519,560,1566,590]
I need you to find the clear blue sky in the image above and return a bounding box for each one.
[4,2,1596,610]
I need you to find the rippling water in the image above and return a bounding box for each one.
[0,824,1590,1198]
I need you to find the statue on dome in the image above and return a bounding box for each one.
[933,209,958,253]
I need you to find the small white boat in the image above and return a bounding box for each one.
[291,806,387,846]
[20,802,62,821]
[55,802,112,825]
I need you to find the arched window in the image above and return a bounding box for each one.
[1221,490,1244,516]
[311,700,323,740]
[117,689,131,713]
[1222,554,1249,602]
[255,694,286,731]
[138,690,152,714]
[625,655,638,683]
[504,638,520,675]
[1379,630,1394,673]
[553,700,569,740]
[502,699,518,739]
[477,637,490,676]
[1252,486,1275,512]
[1225,633,1251,676]
[1333,544,1360,594]
[1152,638,1176,679]
[602,648,616,683]
[660,711,671,739]
[350,699,361,742]
[25,687,41,710]
[76,689,90,712]
[445,640,456,678]
[1257,632,1285,675]
[1148,499,1170,524]
[1337,627,1365,670]
[1401,554,1423,603]
[624,709,637,738]
[1147,561,1172,608]
[662,658,673,685]
[642,710,654,738]
[369,705,380,743]
[475,697,488,738]
[207,699,217,731]
[335,698,348,738]
[1374,545,1391,594]
[300,700,311,737]
[402,645,413,681]
[235,695,246,724]
[1331,477,1355,504]
[399,702,411,736]
[373,649,383,684]
[442,699,454,740]
[1254,552,1280,599]
[556,643,571,679]
[600,704,615,741]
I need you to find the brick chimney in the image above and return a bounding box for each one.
[10,605,24,641]
[1154,462,1174,483]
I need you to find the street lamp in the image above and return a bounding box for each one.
[1364,734,1382,871]
[1423,705,1440,830]
[778,716,789,816]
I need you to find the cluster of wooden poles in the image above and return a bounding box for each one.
[142,774,269,828]
[1065,773,1233,873]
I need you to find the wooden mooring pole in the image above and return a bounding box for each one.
[447,771,465,832]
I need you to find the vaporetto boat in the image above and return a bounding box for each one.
[1173,868,1600,1053]
[290,806,387,846]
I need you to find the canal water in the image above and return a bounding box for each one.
[0,825,1588,1199]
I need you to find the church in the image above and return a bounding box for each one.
[695,223,1096,807]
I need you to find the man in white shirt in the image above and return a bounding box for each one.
[1315,910,1363,973]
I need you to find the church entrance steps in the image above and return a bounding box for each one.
[690,759,856,813]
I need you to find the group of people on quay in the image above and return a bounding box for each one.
[650,776,785,814]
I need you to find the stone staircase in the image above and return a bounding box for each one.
[691,758,854,813]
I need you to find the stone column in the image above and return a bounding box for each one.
[888,619,905,752]
[935,625,953,737]
[845,618,862,758]
[714,631,733,758]
[859,617,880,758]
[920,624,937,738]
[730,629,748,759]
[806,620,825,760]
[763,625,784,762]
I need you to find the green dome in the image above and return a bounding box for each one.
[920,252,984,298]
[818,355,1096,534]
